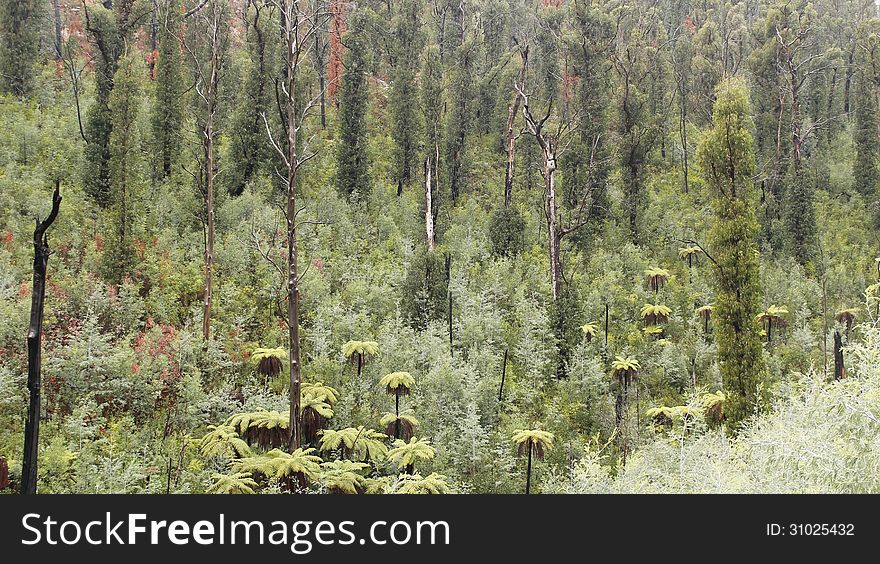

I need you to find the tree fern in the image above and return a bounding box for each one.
[387,437,435,473]
[379,412,419,441]
[207,472,258,494]
[198,424,252,459]
[320,460,369,494]
[318,426,388,462]
[231,448,322,491]
[391,472,451,494]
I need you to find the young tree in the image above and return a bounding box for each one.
[697,79,768,430]
[0,0,41,97]
[151,0,185,181]
[391,0,423,191]
[446,36,475,202]
[772,0,819,265]
[227,0,277,196]
[336,11,370,198]
[103,53,143,284]
[853,20,880,207]
[262,0,329,452]
[21,183,62,495]
[82,0,143,207]
[179,0,229,342]
[611,9,669,243]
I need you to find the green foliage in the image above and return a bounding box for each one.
[387,437,435,471]
[320,459,369,494]
[230,447,322,486]
[488,206,526,258]
[511,429,554,460]
[198,424,252,459]
[151,0,185,180]
[400,249,448,330]
[697,79,768,429]
[379,371,415,395]
[318,426,388,462]
[207,472,258,494]
[0,0,40,97]
[341,340,379,359]
[391,472,450,494]
[336,11,371,198]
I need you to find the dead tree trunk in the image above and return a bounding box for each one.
[519,90,563,301]
[833,330,845,380]
[504,45,528,208]
[425,156,435,251]
[21,182,62,495]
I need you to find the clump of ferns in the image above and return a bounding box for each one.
[341,340,379,379]
[318,426,389,463]
[640,303,672,326]
[226,410,290,450]
[387,437,436,475]
[207,472,259,494]
[197,424,252,460]
[678,245,702,268]
[644,267,671,293]
[756,305,788,345]
[391,472,451,494]
[251,347,287,388]
[230,448,322,492]
[696,304,713,334]
[643,324,664,340]
[319,460,370,494]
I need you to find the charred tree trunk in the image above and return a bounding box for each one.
[21,182,62,495]
[498,348,508,402]
[524,439,533,495]
[394,391,401,439]
[833,330,845,380]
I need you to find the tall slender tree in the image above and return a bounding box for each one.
[391,0,423,191]
[697,79,768,429]
[151,0,185,182]
[336,11,370,198]
[0,0,40,97]
[179,0,229,342]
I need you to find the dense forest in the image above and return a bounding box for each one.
[1,0,879,495]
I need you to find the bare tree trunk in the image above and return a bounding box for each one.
[283,0,302,452]
[545,150,562,301]
[525,440,532,495]
[833,330,845,380]
[202,108,215,341]
[425,157,435,251]
[21,182,62,495]
[504,46,528,207]
[498,348,508,402]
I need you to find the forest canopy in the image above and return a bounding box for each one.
[0,0,879,495]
